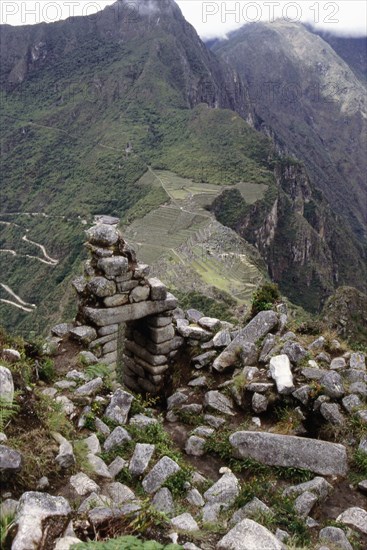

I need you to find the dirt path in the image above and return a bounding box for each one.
[0,283,37,313]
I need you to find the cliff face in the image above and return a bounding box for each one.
[213,21,367,245]
[212,161,367,311]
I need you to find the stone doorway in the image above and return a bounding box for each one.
[71,219,183,395]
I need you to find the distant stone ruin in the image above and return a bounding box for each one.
[71,217,183,395]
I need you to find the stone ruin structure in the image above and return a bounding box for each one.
[71,217,184,395]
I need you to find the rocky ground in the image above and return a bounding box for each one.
[0,304,366,549]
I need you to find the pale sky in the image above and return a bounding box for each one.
[1,1,366,39]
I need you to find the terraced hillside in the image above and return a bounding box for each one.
[124,169,265,307]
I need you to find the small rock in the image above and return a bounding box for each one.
[69,473,100,496]
[87,454,112,479]
[104,388,134,424]
[320,371,345,399]
[357,480,367,494]
[282,341,307,364]
[283,477,332,500]
[350,352,366,371]
[186,488,204,507]
[269,354,294,394]
[167,391,188,410]
[104,481,136,505]
[69,326,97,345]
[95,417,111,436]
[75,377,103,396]
[129,443,155,476]
[142,456,180,494]
[252,392,268,413]
[342,394,362,414]
[320,403,345,426]
[204,391,234,415]
[78,351,99,365]
[185,436,206,456]
[217,518,283,550]
[1,349,21,363]
[54,536,83,550]
[53,434,75,469]
[230,497,271,525]
[0,445,22,472]
[103,426,131,452]
[204,414,226,428]
[294,491,318,517]
[129,414,158,428]
[330,357,347,370]
[171,513,199,532]
[213,330,232,348]
[152,487,175,515]
[204,472,239,506]
[86,224,119,247]
[319,526,353,550]
[108,456,128,478]
[36,477,50,491]
[55,396,75,416]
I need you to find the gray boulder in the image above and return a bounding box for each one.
[217,518,283,550]
[98,256,128,278]
[336,507,367,535]
[230,497,271,525]
[230,431,348,476]
[0,444,22,472]
[86,224,119,247]
[1,349,21,363]
[12,492,71,550]
[213,311,278,372]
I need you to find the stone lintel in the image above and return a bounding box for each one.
[84,295,178,327]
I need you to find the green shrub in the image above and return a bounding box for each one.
[251,283,280,316]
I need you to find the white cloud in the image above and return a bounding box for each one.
[0,0,366,39]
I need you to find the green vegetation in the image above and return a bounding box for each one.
[0,395,20,432]
[174,290,237,323]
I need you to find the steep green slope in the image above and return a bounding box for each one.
[0,1,272,334]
